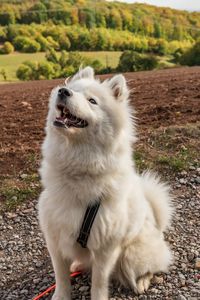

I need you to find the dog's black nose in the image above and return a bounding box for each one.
[58,88,72,99]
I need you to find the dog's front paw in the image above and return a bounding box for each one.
[51,291,71,300]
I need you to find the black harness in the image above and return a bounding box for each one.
[77,200,101,248]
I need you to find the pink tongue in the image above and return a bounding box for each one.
[56,116,65,121]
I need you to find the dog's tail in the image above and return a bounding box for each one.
[140,171,174,231]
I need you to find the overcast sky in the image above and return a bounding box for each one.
[113,0,200,11]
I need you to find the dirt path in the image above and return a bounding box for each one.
[0,171,199,300]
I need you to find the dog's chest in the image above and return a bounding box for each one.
[49,197,85,236]
[45,187,127,257]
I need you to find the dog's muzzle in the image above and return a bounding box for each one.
[53,88,88,129]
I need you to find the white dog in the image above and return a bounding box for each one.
[38,67,173,300]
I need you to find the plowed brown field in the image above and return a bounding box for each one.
[0,67,199,176]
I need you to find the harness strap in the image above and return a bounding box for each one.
[77,201,101,248]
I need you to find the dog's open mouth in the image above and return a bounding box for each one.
[54,104,88,128]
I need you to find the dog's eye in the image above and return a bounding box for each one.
[88,98,97,105]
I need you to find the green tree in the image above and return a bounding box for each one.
[155,39,168,55]
[80,8,96,28]
[95,11,106,28]
[70,8,79,25]
[35,35,50,51]
[61,65,75,77]
[0,27,7,43]
[172,25,184,41]
[46,48,59,64]
[121,10,133,31]
[118,51,140,72]
[118,51,158,72]
[179,40,200,66]
[46,36,59,50]
[29,2,47,23]
[88,59,103,73]
[109,8,122,30]
[59,36,71,51]
[1,41,14,54]
[154,22,162,38]
[16,64,34,81]
[14,36,41,53]
[0,7,15,26]
[37,61,55,79]
[16,60,55,80]
[173,48,184,63]
[59,51,69,68]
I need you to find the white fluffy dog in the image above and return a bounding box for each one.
[38,67,173,300]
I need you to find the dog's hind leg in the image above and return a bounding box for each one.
[116,226,172,294]
[136,272,153,294]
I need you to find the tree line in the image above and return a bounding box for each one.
[14,39,200,81]
[15,49,160,81]
[0,24,194,55]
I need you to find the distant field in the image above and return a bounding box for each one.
[0,51,122,82]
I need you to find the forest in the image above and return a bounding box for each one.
[0,0,200,81]
[0,0,199,54]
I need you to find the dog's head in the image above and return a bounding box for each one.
[47,67,134,148]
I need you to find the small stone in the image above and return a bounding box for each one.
[189,166,196,170]
[187,252,195,261]
[33,278,41,284]
[180,279,186,287]
[11,196,17,201]
[177,295,187,300]
[179,178,186,184]
[195,258,200,270]
[181,263,187,269]
[20,289,28,294]
[20,173,28,179]
[152,276,164,284]
[21,101,29,107]
[79,286,89,292]
[35,261,43,268]
[179,274,186,287]
[139,296,147,300]
[191,289,200,296]
[6,212,17,219]
[195,177,200,184]
[151,288,158,294]
[180,171,187,176]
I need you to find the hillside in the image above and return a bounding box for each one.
[0,0,200,41]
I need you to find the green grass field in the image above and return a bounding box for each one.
[0,51,122,82]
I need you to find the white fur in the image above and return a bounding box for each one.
[38,67,173,300]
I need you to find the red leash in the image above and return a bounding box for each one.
[32,271,82,300]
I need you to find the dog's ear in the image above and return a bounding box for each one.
[107,74,129,101]
[72,66,94,81]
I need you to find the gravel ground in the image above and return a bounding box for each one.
[0,168,200,300]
